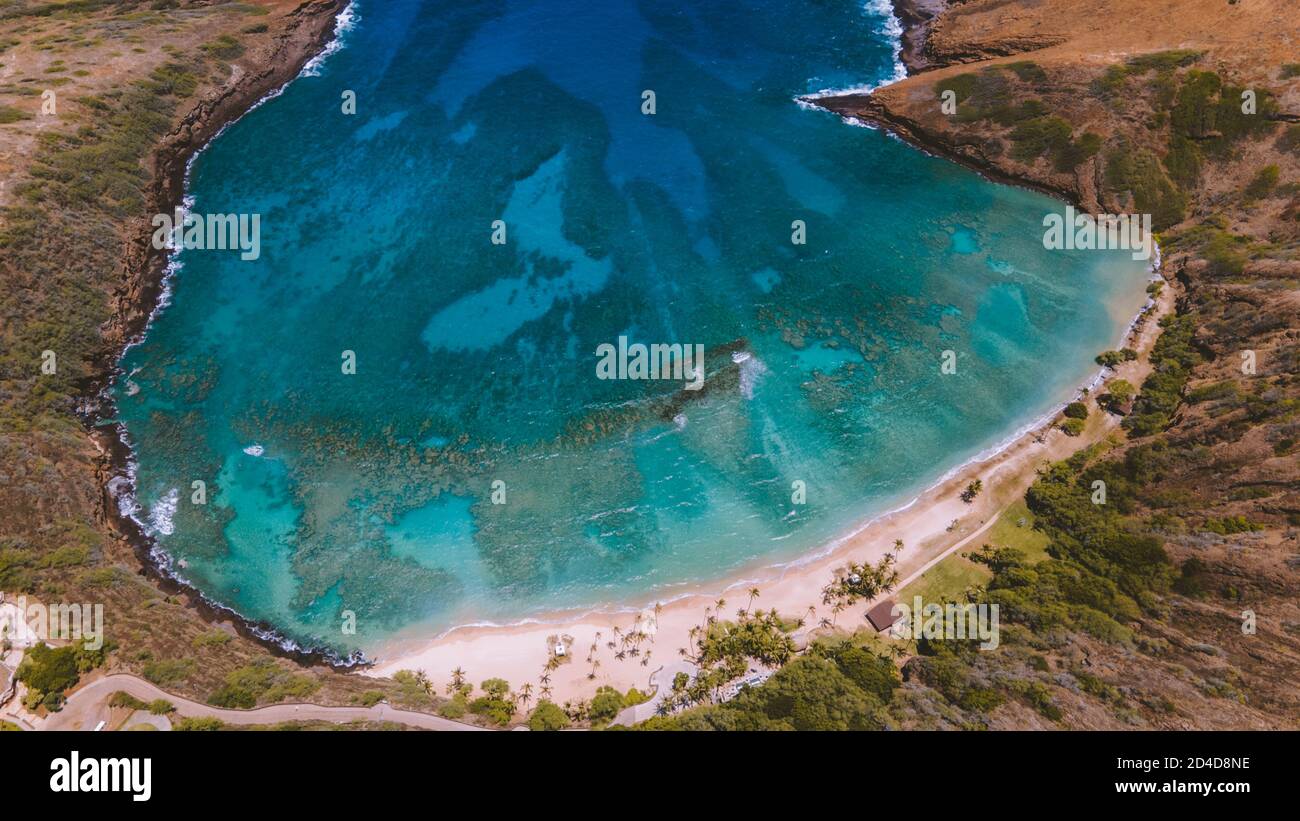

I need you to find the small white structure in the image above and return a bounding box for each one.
[554,642,566,657]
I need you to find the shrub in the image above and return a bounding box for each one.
[16,644,81,706]
[468,694,513,725]
[588,686,625,725]
[109,691,148,711]
[207,660,318,709]
[173,717,224,731]
[528,700,570,731]
[1096,348,1138,367]
[191,629,231,649]
[1104,143,1186,230]
[1243,165,1280,201]
[1064,402,1089,420]
[1060,417,1086,436]
[1004,61,1047,83]
[1125,313,1200,436]
[141,657,194,687]
[201,35,244,61]
[1277,125,1300,155]
[0,104,30,124]
[1099,379,1136,412]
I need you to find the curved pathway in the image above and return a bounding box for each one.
[41,674,486,732]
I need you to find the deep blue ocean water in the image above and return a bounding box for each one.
[116,0,1149,651]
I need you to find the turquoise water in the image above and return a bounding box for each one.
[116,0,1148,652]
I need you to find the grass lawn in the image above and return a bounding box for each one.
[984,499,1052,563]
[897,499,1052,604]
[898,552,991,604]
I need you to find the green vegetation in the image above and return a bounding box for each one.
[661,608,798,713]
[640,641,898,731]
[961,478,983,503]
[206,660,320,709]
[16,641,109,711]
[1096,348,1138,367]
[1202,516,1263,535]
[1004,61,1047,83]
[173,716,224,731]
[148,698,175,714]
[1163,220,1251,277]
[1243,164,1279,201]
[191,629,232,649]
[0,103,30,123]
[898,551,991,604]
[985,500,1051,564]
[1091,50,1201,101]
[1278,125,1300,155]
[1064,402,1089,420]
[141,657,194,687]
[822,552,899,611]
[527,700,570,731]
[1099,378,1136,413]
[391,669,434,709]
[1104,142,1186,230]
[467,677,515,725]
[109,691,148,711]
[588,685,627,726]
[932,70,1099,170]
[1060,417,1086,436]
[201,34,244,61]
[1125,313,1201,436]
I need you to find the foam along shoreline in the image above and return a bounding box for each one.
[366,0,1161,702]
[370,272,1172,703]
[83,0,364,670]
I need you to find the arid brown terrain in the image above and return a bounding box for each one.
[0,1,431,719]
[2,0,1297,731]
[812,0,1300,728]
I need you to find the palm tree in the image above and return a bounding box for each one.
[818,617,832,630]
[894,538,904,553]
[518,682,533,710]
[587,659,600,681]
[414,670,432,696]
[446,667,466,695]
[746,587,761,614]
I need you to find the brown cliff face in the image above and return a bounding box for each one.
[812,0,1300,728]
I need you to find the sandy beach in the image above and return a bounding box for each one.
[370,277,1174,706]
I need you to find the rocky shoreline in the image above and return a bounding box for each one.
[804,90,1091,211]
[889,0,950,73]
[81,0,361,671]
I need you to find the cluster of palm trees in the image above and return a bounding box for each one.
[440,666,544,719]
[821,542,902,611]
[657,588,801,712]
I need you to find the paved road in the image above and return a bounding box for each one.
[610,660,697,726]
[41,674,486,732]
